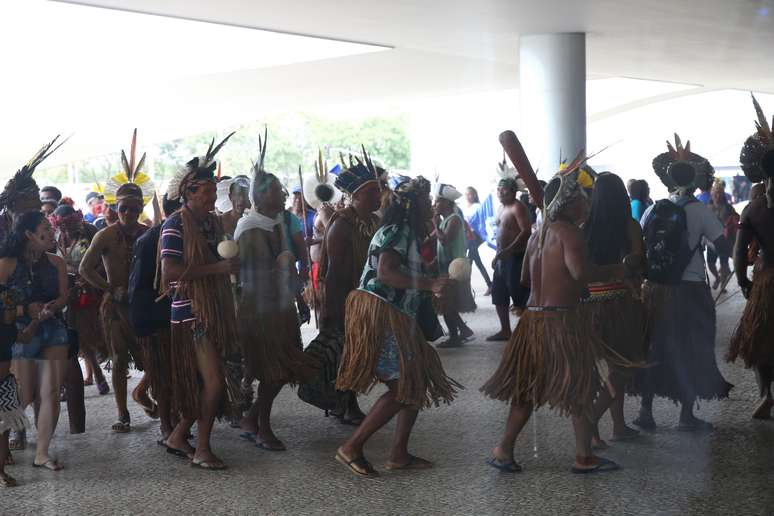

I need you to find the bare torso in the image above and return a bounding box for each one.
[743,198,774,267]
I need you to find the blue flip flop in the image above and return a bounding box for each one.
[486,457,522,473]
[571,457,620,475]
[238,431,257,443]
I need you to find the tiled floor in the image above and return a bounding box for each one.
[4,284,773,515]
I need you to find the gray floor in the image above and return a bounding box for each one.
[4,279,774,516]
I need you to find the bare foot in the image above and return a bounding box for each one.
[572,455,620,474]
[192,449,226,469]
[490,445,515,464]
[752,397,773,420]
[256,429,285,450]
[165,435,195,459]
[591,436,610,450]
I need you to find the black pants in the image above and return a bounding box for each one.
[466,240,492,288]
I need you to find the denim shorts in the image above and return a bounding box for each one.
[12,318,69,360]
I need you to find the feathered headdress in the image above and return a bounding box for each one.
[167,131,236,201]
[334,144,387,196]
[652,134,714,195]
[249,126,274,202]
[303,149,342,210]
[104,129,156,205]
[496,153,527,192]
[544,150,589,223]
[740,94,774,207]
[0,135,67,212]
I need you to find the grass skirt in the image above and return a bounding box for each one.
[169,321,241,420]
[636,281,733,402]
[337,290,462,408]
[481,309,606,418]
[727,266,774,368]
[100,294,144,371]
[239,304,318,386]
[579,288,647,380]
[136,327,172,407]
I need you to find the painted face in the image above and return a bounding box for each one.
[116,198,143,226]
[27,218,55,252]
[89,198,105,216]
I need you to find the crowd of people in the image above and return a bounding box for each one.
[0,94,772,487]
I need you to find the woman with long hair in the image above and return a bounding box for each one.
[462,187,492,295]
[581,172,647,445]
[2,211,69,471]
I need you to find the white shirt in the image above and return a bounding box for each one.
[461,202,479,221]
[641,195,724,283]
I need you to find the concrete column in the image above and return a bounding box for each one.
[519,33,586,177]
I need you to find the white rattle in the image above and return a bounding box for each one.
[217,240,239,284]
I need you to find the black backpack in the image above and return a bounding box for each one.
[642,197,699,284]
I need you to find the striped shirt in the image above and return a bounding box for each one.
[160,213,194,324]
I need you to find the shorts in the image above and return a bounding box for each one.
[12,318,69,360]
[491,254,530,308]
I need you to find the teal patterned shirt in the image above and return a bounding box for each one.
[358,224,425,317]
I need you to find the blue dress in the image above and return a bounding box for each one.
[10,257,68,359]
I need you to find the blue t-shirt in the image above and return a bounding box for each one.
[630,199,646,222]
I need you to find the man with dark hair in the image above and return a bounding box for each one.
[486,178,531,341]
[483,160,621,474]
[79,183,149,433]
[83,192,105,225]
[129,194,181,443]
[40,186,62,217]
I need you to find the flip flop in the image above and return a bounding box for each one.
[0,472,17,487]
[256,439,286,452]
[111,420,131,433]
[486,457,522,473]
[191,457,227,470]
[33,459,63,471]
[238,431,257,443]
[335,451,379,478]
[166,446,194,460]
[571,457,620,475]
[385,455,433,471]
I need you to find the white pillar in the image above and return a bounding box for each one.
[519,33,586,178]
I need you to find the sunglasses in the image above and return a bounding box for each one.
[118,205,142,214]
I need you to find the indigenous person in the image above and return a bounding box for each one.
[432,183,475,348]
[635,136,733,431]
[281,193,312,325]
[486,177,531,341]
[235,139,318,451]
[79,133,158,433]
[50,205,109,395]
[160,133,239,469]
[728,96,774,419]
[129,194,182,441]
[335,176,460,478]
[217,176,251,238]
[482,158,622,474]
[707,179,738,291]
[39,186,62,218]
[0,138,66,454]
[299,162,382,425]
[83,192,105,225]
[462,186,492,295]
[3,212,69,471]
[581,173,647,445]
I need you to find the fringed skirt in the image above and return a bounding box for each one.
[337,290,463,408]
[169,321,241,420]
[136,327,172,406]
[99,295,144,371]
[0,374,29,434]
[298,328,345,411]
[727,266,774,368]
[239,304,318,386]
[68,287,108,358]
[579,284,647,380]
[434,278,477,315]
[635,281,733,402]
[480,308,606,418]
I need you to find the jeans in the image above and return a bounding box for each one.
[466,239,492,288]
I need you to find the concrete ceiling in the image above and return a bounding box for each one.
[3,0,774,177]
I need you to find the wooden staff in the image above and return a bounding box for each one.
[499,130,544,207]
[297,165,319,329]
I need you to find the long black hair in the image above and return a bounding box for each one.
[466,187,480,204]
[382,191,429,241]
[585,172,631,266]
[1,211,46,259]
[629,179,650,203]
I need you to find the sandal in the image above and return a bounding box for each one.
[486,457,522,473]
[385,455,433,471]
[571,457,620,475]
[111,416,131,433]
[191,457,227,470]
[9,431,25,451]
[256,439,286,452]
[335,450,378,478]
[33,459,64,471]
[0,472,18,487]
